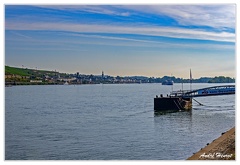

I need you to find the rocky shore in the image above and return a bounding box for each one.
[187,127,235,160]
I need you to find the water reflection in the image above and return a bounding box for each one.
[154,110,192,117]
[154,111,192,127]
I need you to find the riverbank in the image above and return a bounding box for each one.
[187,127,235,160]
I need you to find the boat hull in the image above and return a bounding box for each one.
[154,97,192,113]
[162,80,174,85]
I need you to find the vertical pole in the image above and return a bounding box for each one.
[182,80,183,94]
[190,69,192,91]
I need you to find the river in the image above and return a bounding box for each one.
[5,83,235,160]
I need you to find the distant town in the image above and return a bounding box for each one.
[5,66,235,85]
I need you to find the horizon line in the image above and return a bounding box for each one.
[5,65,235,79]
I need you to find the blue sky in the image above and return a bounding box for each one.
[5,5,235,78]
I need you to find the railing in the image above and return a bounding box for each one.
[170,85,235,98]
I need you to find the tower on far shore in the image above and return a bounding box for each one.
[102,71,104,79]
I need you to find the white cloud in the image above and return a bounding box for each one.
[5,5,235,43]
[117,5,235,29]
[6,30,234,51]
[5,21,235,42]
[36,5,131,17]
[65,33,234,50]
[9,31,32,39]
[36,5,235,29]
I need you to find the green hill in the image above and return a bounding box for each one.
[5,65,235,84]
[5,66,31,76]
[5,66,63,85]
[5,66,58,77]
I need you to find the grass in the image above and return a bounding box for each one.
[5,66,60,77]
[5,66,31,76]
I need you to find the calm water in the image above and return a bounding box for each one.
[5,83,235,160]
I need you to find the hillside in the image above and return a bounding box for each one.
[5,66,58,77]
[5,66,31,76]
[5,65,235,85]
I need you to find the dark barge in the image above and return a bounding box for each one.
[154,85,235,113]
[154,95,192,113]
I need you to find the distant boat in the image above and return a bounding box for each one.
[162,80,174,85]
[64,81,69,85]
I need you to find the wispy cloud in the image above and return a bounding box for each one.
[6,30,234,52]
[9,31,33,39]
[37,5,131,17]
[35,5,235,29]
[113,5,235,30]
[65,32,234,50]
[5,5,235,43]
[6,21,235,42]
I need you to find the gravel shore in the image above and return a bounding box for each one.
[187,127,235,160]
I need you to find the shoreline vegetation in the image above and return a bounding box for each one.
[5,65,235,86]
[187,127,235,160]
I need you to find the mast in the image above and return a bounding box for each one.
[182,79,183,93]
[190,69,192,91]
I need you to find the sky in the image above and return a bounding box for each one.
[5,4,236,78]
